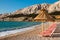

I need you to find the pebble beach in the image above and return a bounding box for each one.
[0,22,59,40]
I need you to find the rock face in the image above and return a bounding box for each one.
[9,1,60,15]
[0,1,60,21]
[12,1,60,15]
[13,4,50,15]
[48,1,60,13]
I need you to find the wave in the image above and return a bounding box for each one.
[0,24,40,37]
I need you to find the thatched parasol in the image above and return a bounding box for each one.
[34,9,55,32]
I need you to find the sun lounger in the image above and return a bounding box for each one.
[39,23,57,37]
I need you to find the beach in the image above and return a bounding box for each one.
[0,22,60,40]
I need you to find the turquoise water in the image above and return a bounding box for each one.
[0,21,41,32]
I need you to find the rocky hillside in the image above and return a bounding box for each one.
[1,1,60,17]
[0,1,60,21]
[13,4,50,15]
[48,1,60,13]
[10,1,60,15]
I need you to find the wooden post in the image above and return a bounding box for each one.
[42,21,44,32]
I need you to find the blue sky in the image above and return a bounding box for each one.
[0,0,58,14]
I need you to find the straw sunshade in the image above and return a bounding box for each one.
[34,9,55,33]
[34,9,54,22]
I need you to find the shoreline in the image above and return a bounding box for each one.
[0,22,56,40]
[0,24,41,39]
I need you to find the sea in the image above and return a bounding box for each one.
[0,21,41,37]
[0,21,41,32]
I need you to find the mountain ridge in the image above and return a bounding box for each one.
[13,3,50,15]
[0,1,60,21]
[10,1,60,15]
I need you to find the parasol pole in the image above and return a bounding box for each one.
[42,21,44,32]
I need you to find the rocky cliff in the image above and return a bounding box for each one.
[0,1,60,21]
[48,1,60,13]
[12,1,60,15]
[13,4,50,15]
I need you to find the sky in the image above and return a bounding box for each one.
[0,0,58,14]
